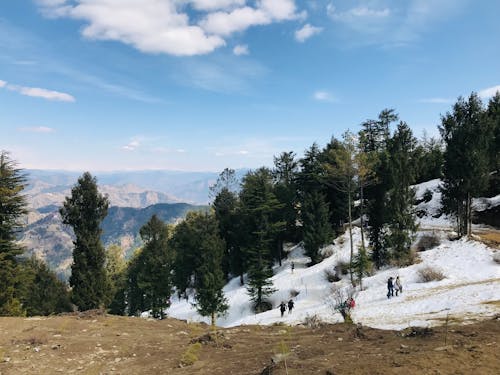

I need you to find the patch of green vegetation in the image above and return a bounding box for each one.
[180,342,202,367]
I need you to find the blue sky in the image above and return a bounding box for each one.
[1,0,499,172]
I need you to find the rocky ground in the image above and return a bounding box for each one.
[0,312,499,375]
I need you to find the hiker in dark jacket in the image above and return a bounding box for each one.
[279,301,287,317]
[287,299,294,314]
[387,277,394,299]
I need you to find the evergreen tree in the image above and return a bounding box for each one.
[486,92,500,195]
[0,151,27,316]
[440,94,491,237]
[353,246,371,291]
[301,191,332,264]
[384,122,418,264]
[210,168,244,282]
[359,109,398,268]
[105,244,127,315]
[18,257,71,316]
[273,151,300,244]
[193,213,228,326]
[60,172,109,311]
[413,133,444,184]
[170,211,204,298]
[136,215,174,318]
[239,168,283,311]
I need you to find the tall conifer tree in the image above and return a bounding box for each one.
[0,151,27,316]
[60,172,109,311]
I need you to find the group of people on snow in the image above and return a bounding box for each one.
[387,276,402,299]
[279,299,295,317]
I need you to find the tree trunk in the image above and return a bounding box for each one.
[211,311,215,327]
[348,188,354,286]
[359,183,366,251]
[240,273,244,286]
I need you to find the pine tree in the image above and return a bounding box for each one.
[273,151,300,244]
[440,94,491,237]
[193,213,228,326]
[18,257,71,316]
[486,92,500,195]
[0,151,27,316]
[60,172,109,311]
[239,168,283,311]
[137,215,174,318]
[359,109,398,268]
[384,122,418,265]
[301,191,332,265]
[353,246,371,290]
[105,244,127,314]
[210,168,243,281]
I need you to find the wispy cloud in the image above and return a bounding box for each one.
[121,139,141,152]
[326,0,469,47]
[418,97,453,104]
[18,126,55,133]
[295,23,323,42]
[233,44,249,56]
[1,79,75,102]
[313,90,336,102]
[479,85,500,99]
[37,0,304,56]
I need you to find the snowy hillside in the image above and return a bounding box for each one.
[168,227,499,330]
[168,179,500,330]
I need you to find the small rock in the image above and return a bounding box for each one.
[337,337,343,341]
[114,358,121,363]
[177,331,188,336]
[33,347,40,353]
[434,345,453,351]
[3,357,11,363]
[51,344,61,350]
[400,344,409,349]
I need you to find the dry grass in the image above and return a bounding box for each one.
[418,266,445,282]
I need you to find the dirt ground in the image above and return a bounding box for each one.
[0,312,499,375]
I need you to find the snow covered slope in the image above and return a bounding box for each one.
[168,227,500,330]
[168,179,500,330]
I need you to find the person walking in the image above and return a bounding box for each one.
[387,277,394,299]
[291,262,295,273]
[287,299,294,314]
[395,276,402,296]
[279,301,287,317]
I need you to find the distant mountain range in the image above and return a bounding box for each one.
[19,169,241,280]
[20,203,207,281]
[25,169,248,206]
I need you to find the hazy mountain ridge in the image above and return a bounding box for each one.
[20,202,207,280]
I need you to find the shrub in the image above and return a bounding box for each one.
[422,189,433,203]
[180,342,202,366]
[336,260,350,276]
[418,266,445,282]
[324,268,341,283]
[303,314,325,329]
[289,289,300,298]
[416,233,441,252]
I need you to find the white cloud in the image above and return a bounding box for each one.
[122,140,140,151]
[38,0,303,56]
[313,90,336,102]
[295,23,322,42]
[189,0,245,11]
[0,79,6,88]
[328,4,391,21]
[5,83,75,102]
[233,44,249,55]
[419,97,453,104]
[479,85,500,99]
[18,126,55,133]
